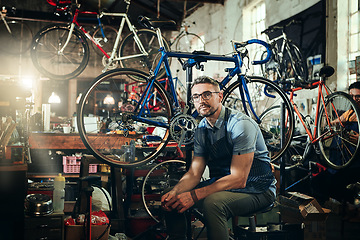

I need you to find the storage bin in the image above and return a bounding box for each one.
[62,156,97,173]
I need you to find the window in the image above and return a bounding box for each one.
[349,0,360,82]
[243,1,266,75]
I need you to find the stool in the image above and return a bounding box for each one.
[232,203,275,232]
[188,203,275,240]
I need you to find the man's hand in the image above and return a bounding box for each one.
[161,191,177,212]
[349,130,359,144]
[161,191,196,213]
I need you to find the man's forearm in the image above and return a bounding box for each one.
[192,153,253,200]
[172,172,201,195]
[193,174,246,201]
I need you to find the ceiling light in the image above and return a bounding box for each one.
[103,94,115,105]
[48,92,61,103]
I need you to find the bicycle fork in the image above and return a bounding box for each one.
[58,23,76,55]
[0,11,11,34]
[238,76,262,123]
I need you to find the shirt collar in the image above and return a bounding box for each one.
[205,105,226,130]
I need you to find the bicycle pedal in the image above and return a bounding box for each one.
[290,155,303,162]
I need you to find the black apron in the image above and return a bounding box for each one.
[202,108,275,194]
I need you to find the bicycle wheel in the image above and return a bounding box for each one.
[31,24,89,80]
[0,20,32,54]
[92,25,118,56]
[259,105,307,170]
[284,41,308,82]
[317,92,360,169]
[222,76,295,162]
[119,29,171,78]
[77,68,173,168]
[141,159,187,223]
[175,33,205,52]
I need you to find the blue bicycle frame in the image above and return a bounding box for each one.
[132,25,272,129]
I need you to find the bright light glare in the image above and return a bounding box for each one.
[21,76,33,89]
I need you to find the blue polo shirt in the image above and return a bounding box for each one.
[194,106,276,196]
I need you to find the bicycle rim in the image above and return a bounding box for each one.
[31,24,89,80]
[175,33,205,52]
[0,21,32,54]
[317,92,360,169]
[141,159,186,222]
[222,76,295,162]
[77,68,173,168]
[92,25,118,56]
[119,29,171,78]
[260,106,307,170]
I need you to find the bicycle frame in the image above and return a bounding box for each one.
[289,80,344,144]
[266,31,289,77]
[132,26,272,128]
[58,7,150,72]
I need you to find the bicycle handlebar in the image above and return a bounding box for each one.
[138,15,176,30]
[232,39,272,65]
[138,15,153,29]
[261,19,302,35]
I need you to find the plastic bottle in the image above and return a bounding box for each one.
[53,173,65,213]
[121,141,135,162]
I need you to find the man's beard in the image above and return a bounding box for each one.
[198,104,218,117]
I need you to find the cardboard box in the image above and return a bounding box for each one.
[65,224,110,240]
[279,192,330,223]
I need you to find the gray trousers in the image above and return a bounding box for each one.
[164,189,275,240]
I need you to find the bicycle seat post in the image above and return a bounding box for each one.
[184,60,193,114]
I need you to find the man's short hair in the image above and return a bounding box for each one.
[349,81,360,91]
[191,76,220,90]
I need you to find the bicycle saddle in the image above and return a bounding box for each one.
[319,65,335,78]
[138,15,176,29]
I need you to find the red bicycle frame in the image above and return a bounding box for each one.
[289,80,344,144]
[70,9,111,58]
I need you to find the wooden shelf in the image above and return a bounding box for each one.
[29,132,137,150]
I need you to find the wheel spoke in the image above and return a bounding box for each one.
[77,69,173,167]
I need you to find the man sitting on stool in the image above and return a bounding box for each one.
[161,76,276,240]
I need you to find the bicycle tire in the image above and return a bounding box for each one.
[30,24,90,80]
[141,159,187,223]
[284,41,308,82]
[259,105,307,170]
[119,29,171,78]
[92,25,118,56]
[222,76,295,162]
[175,32,205,52]
[77,68,173,168]
[317,92,360,169]
[0,20,32,54]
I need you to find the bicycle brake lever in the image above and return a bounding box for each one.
[195,62,204,71]
[240,48,249,59]
[177,58,184,66]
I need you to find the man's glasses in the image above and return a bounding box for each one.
[350,94,360,100]
[190,91,220,103]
